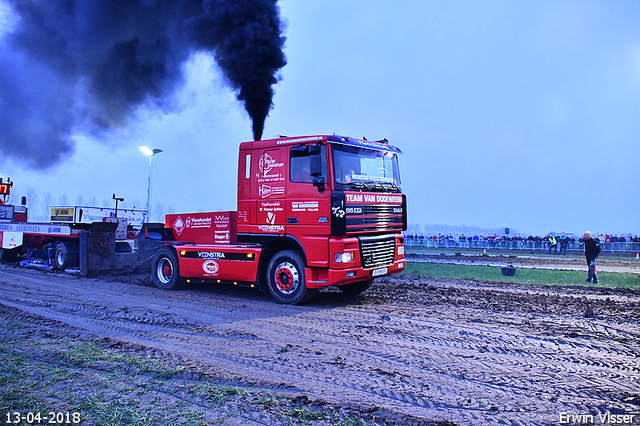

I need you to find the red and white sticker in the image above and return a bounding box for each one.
[202,260,219,276]
[173,216,185,235]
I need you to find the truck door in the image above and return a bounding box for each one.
[255,147,286,234]
[287,144,330,267]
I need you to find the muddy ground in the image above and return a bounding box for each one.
[0,263,639,425]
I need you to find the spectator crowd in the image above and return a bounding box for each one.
[404,232,640,253]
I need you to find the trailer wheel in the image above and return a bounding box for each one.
[53,243,79,270]
[338,279,373,295]
[0,248,17,263]
[152,248,185,290]
[266,250,317,304]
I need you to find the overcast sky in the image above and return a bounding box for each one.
[1,0,639,236]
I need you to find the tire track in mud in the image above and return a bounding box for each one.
[0,267,638,425]
[251,308,638,421]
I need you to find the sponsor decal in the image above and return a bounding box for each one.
[332,206,345,218]
[0,223,71,236]
[259,184,285,198]
[173,216,185,235]
[258,153,284,176]
[345,193,403,204]
[213,215,229,231]
[187,216,212,229]
[291,201,319,212]
[259,201,284,215]
[198,252,225,259]
[2,231,23,249]
[202,260,220,275]
[258,225,284,233]
[266,212,276,225]
[50,207,73,221]
[58,207,144,227]
[214,231,230,242]
[349,174,394,184]
[376,195,403,203]
[276,136,322,144]
[257,152,284,183]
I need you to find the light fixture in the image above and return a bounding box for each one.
[140,146,163,223]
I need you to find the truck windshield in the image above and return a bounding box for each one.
[332,144,401,192]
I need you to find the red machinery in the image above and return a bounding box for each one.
[148,135,406,304]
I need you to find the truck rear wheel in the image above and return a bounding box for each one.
[266,250,317,304]
[0,248,18,263]
[53,243,79,270]
[338,279,373,295]
[152,248,185,290]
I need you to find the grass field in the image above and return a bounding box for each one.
[0,321,368,426]
[402,262,640,289]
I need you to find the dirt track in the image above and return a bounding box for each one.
[1,264,639,425]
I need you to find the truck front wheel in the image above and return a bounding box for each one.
[152,248,185,290]
[266,250,317,304]
[338,279,373,295]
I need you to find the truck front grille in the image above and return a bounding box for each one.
[359,235,395,268]
[346,205,404,233]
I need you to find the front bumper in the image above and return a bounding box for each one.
[305,258,406,289]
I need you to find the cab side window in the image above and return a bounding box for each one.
[290,145,327,183]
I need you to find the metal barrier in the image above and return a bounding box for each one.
[405,238,640,254]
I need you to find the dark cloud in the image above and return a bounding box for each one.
[0,0,286,168]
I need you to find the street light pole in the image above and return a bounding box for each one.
[140,146,163,223]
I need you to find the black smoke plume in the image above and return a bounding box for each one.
[0,0,286,168]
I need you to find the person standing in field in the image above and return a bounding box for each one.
[558,232,569,255]
[547,233,558,254]
[583,231,601,284]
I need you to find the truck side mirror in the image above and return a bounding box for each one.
[310,151,322,177]
[309,145,324,192]
[313,176,325,193]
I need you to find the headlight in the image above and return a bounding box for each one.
[335,252,354,263]
[397,245,404,256]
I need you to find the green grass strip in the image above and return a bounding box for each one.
[406,246,639,261]
[403,262,640,289]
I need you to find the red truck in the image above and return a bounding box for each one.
[148,134,406,304]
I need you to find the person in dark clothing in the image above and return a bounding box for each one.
[583,231,601,284]
[558,232,569,255]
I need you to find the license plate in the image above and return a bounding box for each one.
[371,267,388,277]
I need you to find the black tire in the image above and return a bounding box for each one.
[266,250,317,304]
[338,279,374,295]
[53,243,79,270]
[152,248,185,290]
[0,248,17,263]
